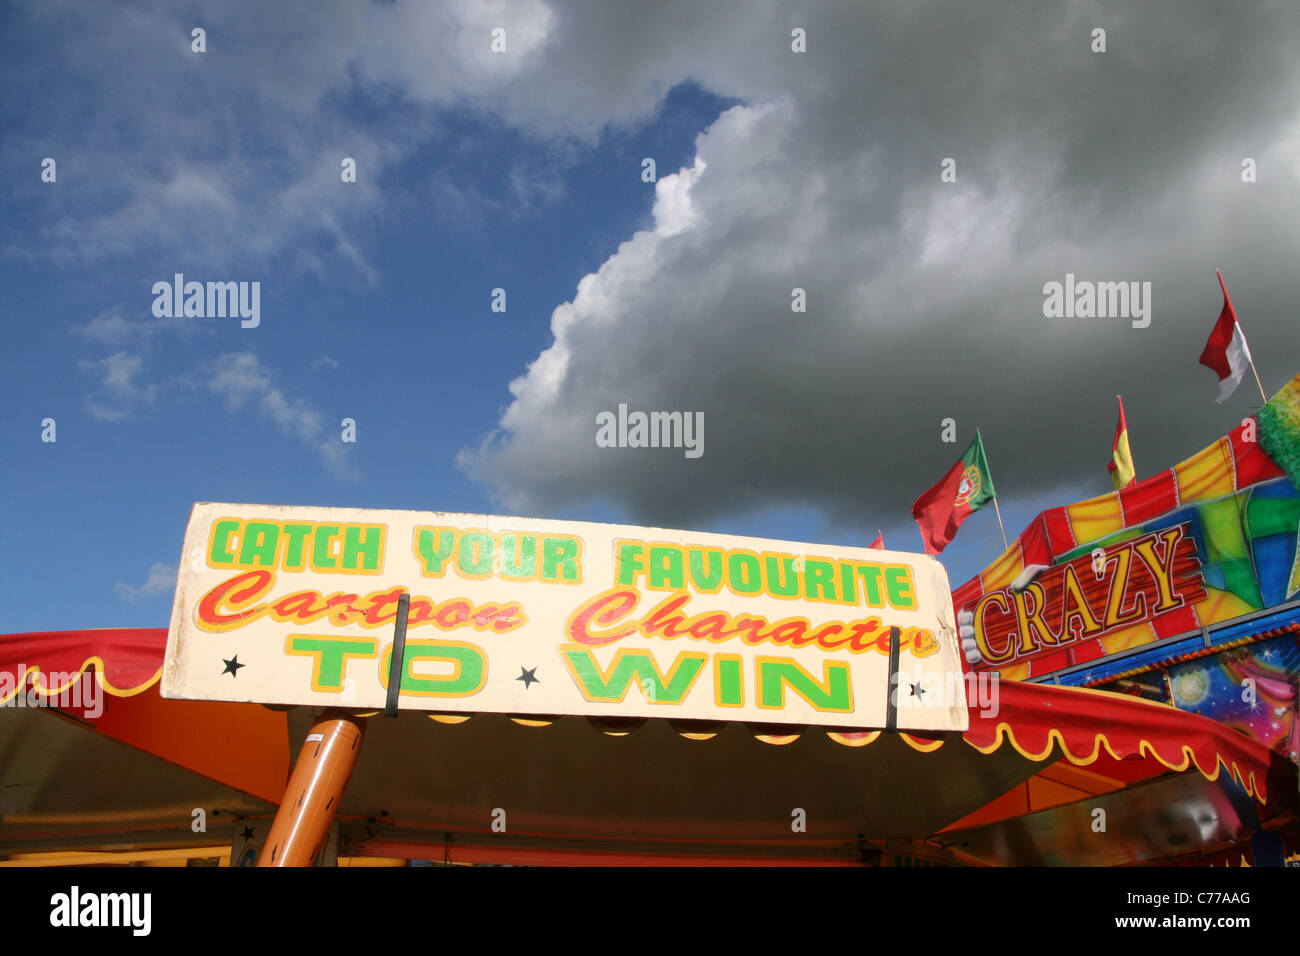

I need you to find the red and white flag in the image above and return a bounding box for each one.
[1198,271,1252,404]
[868,531,884,550]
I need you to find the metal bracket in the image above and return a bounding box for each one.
[884,626,901,733]
[384,592,410,718]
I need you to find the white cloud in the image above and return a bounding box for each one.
[208,352,356,478]
[82,351,158,422]
[114,562,177,602]
[208,352,273,406]
[72,304,196,347]
[651,157,706,237]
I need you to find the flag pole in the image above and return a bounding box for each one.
[1218,269,1269,405]
[1250,364,1268,406]
[991,498,1009,551]
[976,427,1010,550]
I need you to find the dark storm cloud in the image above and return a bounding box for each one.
[460,0,1300,533]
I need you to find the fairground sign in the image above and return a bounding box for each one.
[969,525,1207,669]
[163,503,968,731]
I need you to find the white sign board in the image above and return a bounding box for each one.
[163,503,968,731]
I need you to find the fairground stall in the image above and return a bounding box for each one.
[950,369,1300,863]
[2,377,1299,867]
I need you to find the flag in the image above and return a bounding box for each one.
[1199,271,1252,404]
[911,434,997,556]
[868,531,884,550]
[1107,395,1136,490]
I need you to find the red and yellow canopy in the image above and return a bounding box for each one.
[2,627,1294,865]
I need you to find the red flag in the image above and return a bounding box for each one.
[1199,271,1252,404]
[911,435,996,556]
[868,531,884,550]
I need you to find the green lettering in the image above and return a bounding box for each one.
[728,553,761,594]
[281,524,312,569]
[716,657,743,706]
[759,659,852,712]
[765,556,799,596]
[839,562,857,604]
[415,528,455,575]
[804,560,836,600]
[649,546,684,589]
[381,640,485,696]
[209,519,240,565]
[885,566,916,609]
[458,532,494,576]
[239,521,280,567]
[688,548,723,590]
[313,525,340,569]
[616,543,645,585]
[542,538,581,583]
[563,649,706,704]
[856,565,885,607]
[500,535,536,579]
[343,525,383,571]
[287,635,378,690]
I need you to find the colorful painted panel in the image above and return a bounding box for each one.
[1168,633,1299,761]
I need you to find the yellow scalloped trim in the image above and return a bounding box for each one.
[0,659,161,706]
[754,733,801,746]
[824,731,880,747]
[510,716,555,727]
[954,720,1265,801]
[427,713,472,725]
[898,733,946,752]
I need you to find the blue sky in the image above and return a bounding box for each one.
[4,2,1298,633]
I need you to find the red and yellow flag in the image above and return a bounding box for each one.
[1107,395,1136,490]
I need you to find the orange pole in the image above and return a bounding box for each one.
[258,711,364,867]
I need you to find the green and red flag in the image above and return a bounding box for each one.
[911,434,997,555]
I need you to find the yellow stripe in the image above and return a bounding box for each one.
[1067,492,1124,545]
[1175,438,1235,503]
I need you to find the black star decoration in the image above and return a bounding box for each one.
[221,655,245,677]
[240,826,255,841]
[909,682,926,699]
[516,666,539,689]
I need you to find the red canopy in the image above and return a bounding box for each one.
[2,628,1296,865]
